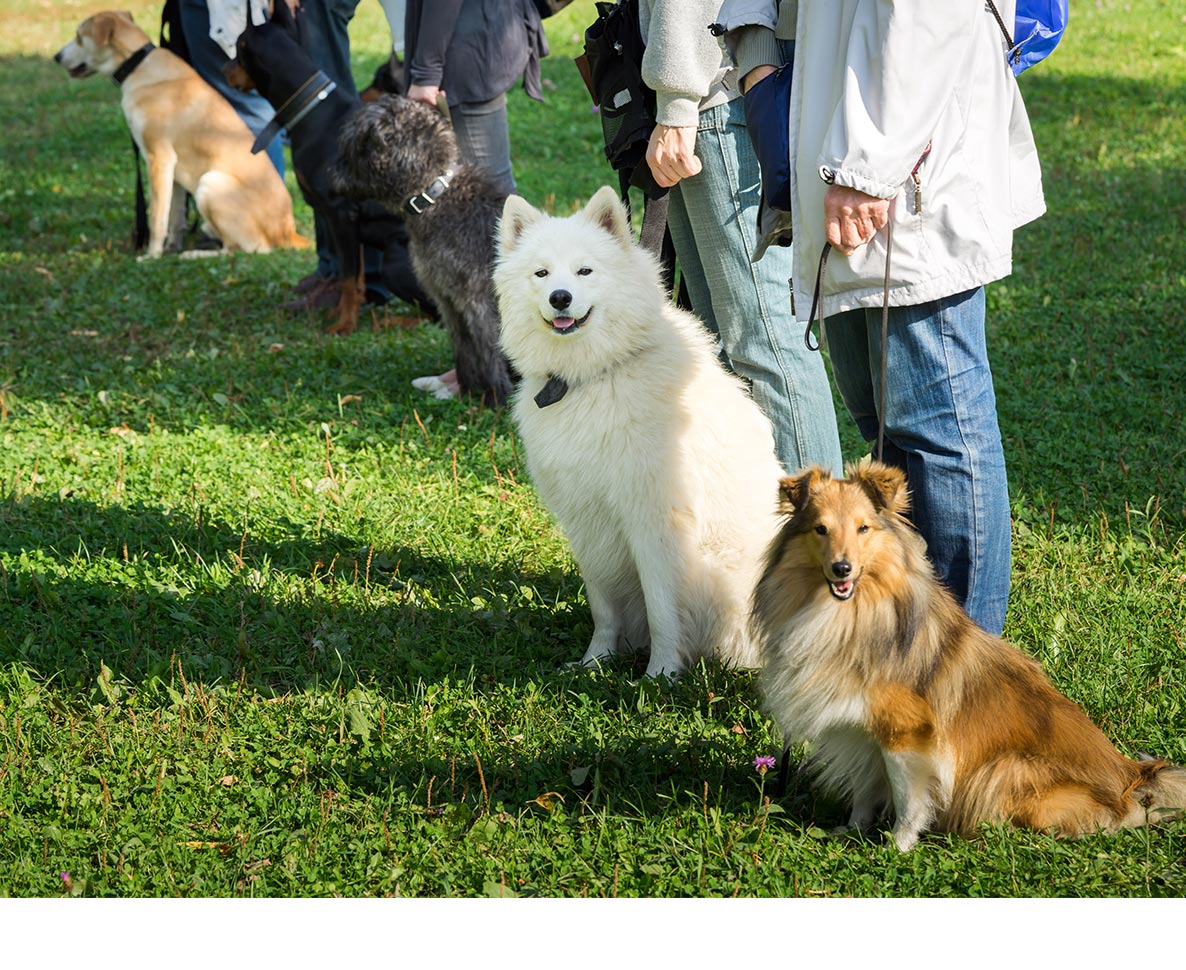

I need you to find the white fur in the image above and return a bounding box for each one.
[494,187,787,678]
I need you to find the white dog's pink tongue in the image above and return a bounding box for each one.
[552,316,575,330]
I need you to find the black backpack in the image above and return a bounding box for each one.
[578,0,665,202]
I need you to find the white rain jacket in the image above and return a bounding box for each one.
[716,0,1046,320]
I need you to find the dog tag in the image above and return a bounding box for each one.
[534,375,569,408]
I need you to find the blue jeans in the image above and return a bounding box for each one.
[824,287,1011,635]
[452,94,516,196]
[178,0,285,177]
[666,97,842,476]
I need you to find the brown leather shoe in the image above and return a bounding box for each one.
[280,277,339,312]
[290,272,329,295]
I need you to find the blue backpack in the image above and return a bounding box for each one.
[989,0,1069,75]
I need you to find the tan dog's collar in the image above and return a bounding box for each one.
[112,42,154,86]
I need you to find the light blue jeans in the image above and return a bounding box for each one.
[666,97,842,477]
[824,287,1011,635]
[178,0,285,177]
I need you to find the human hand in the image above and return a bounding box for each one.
[646,124,701,188]
[741,64,776,94]
[407,84,442,109]
[824,184,891,257]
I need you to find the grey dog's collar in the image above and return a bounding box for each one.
[402,170,455,216]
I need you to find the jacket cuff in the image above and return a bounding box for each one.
[655,94,702,130]
[825,166,901,201]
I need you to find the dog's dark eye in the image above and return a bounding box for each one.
[534,269,549,278]
[577,267,593,276]
[814,524,827,535]
[858,524,870,534]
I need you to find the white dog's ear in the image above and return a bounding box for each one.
[498,195,542,255]
[584,185,632,248]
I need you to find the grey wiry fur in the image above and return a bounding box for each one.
[332,95,515,406]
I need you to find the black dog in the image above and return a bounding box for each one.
[225,4,433,335]
[360,50,404,103]
[333,96,516,407]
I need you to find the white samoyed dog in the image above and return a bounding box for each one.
[493,186,786,678]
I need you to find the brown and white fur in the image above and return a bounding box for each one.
[755,460,1186,850]
[55,11,306,257]
[494,187,786,678]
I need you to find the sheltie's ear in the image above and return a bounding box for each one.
[777,466,832,516]
[848,459,910,516]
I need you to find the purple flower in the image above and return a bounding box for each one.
[60,871,70,883]
[753,755,777,774]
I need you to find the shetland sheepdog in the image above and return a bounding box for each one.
[753,459,1186,850]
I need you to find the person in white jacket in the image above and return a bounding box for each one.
[639,0,842,478]
[717,0,1046,636]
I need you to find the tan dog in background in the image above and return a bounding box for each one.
[55,10,307,256]
[754,460,1186,850]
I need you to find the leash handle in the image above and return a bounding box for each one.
[804,240,830,351]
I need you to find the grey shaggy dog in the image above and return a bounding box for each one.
[332,95,515,407]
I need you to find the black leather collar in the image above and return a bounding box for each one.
[251,70,337,154]
[112,42,155,86]
[534,375,569,408]
[402,170,455,216]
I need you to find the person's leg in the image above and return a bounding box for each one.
[177,0,284,177]
[294,0,360,95]
[377,0,405,53]
[451,93,515,196]
[664,187,714,331]
[667,98,843,475]
[293,0,362,283]
[828,288,1011,635]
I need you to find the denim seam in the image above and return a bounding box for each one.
[936,297,982,605]
[714,112,810,467]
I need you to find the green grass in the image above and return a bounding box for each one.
[0,0,1183,899]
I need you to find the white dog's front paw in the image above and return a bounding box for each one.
[643,658,683,681]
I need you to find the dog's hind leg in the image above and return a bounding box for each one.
[193,172,248,253]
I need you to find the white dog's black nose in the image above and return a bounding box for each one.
[549,289,572,311]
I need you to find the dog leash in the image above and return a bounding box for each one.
[805,208,894,462]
